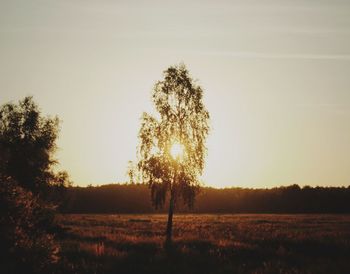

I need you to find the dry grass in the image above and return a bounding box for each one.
[55,214,350,274]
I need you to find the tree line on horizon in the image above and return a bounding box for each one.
[61,183,350,214]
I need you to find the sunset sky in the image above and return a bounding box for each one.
[1,0,350,188]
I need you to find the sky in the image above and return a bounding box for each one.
[0,0,350,188]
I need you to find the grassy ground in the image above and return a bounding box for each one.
[55,214,350,274]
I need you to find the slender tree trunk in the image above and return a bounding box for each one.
[165,188,175,243]
[166,162,178,244]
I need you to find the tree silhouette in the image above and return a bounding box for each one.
[0,97,70,272]
[135,64,210,243]
[0,96,69,198]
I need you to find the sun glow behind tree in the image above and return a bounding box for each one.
[170,142,184,160]
[134,63,210,242]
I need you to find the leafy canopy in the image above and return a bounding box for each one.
[0,97,69,272]
[137,64,210,208]
[0,96,69,196]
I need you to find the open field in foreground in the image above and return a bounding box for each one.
[56,214,350,274]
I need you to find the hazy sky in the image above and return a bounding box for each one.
[1,0,350,188]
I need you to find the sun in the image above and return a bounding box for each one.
[170,142,184,159]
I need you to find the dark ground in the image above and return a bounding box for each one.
[55,214,350,274]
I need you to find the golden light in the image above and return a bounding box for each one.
[170,142,184,160]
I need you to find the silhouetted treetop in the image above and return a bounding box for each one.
[0,96,69,196]
[137,64,210,209]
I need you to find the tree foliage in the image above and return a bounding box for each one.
[0,97,70,272]
[0,176,59,274]
[136,64,210,209]
[0,96,70,197]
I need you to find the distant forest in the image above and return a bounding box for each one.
[61,184,350,214]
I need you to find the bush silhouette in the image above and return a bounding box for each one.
[0,97,70,273]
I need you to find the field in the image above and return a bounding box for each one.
[56,214,350,274]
